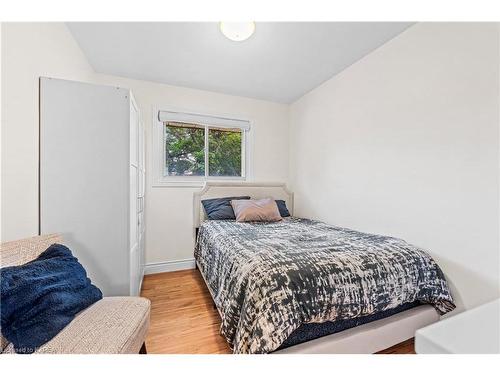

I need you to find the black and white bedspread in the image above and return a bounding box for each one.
[194,217,455,354]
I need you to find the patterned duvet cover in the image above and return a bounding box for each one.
[194,217,455,354]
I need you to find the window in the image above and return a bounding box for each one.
[207,126,243,177]
[165,122,205,176]
[164,122,244,178]
[154,109,249,186]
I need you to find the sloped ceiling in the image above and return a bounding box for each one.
[68,22,413,103]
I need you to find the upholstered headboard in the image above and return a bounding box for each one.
[193,182,294,229]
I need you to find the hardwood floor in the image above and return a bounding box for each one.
[376,338,415,354]
[141,269,230,353]
[141,269,415,354]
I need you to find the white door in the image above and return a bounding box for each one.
[129,98,140,296]
[138,119,146,281]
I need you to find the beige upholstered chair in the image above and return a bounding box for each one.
[0,234,151,354]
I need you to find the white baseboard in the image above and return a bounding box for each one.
[144,258,196,275]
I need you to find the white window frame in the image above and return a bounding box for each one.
[152,106,252,187]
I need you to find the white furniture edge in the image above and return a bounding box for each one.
[415,298,500,354]
[193,181,294,229]
[144,258,196,275]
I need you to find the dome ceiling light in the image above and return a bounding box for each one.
[219,22,256,42]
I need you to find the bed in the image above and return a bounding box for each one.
[193,182,455,354]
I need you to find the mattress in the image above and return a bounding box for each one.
[195,217,455,354]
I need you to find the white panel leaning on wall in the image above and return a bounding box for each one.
[39,77,145,296]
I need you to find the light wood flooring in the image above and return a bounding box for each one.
[140,269,415,354]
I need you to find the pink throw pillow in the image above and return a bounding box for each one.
[231,198,283,222]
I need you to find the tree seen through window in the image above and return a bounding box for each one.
[165,122,242,177]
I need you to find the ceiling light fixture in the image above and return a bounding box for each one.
[219,22,255,42]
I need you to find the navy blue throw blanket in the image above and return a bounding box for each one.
[0,244,102,353]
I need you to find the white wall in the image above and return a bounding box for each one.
[0,22,3,242]
[2,22,499,311]
[1,23,94,241]
[290,23,500,312]
[94,73,289,265]
[1,23,289,268]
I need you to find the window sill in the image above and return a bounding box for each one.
[152,181,205,188]
[152,177,246,188]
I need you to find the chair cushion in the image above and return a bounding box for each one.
[1,234,62,268]
[1,233,63,353]
[0,332,8,353]
[2,297,150,354]
[1,244,103,353]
